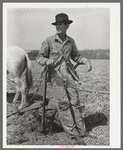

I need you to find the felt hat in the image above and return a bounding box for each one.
[52,13,73,25]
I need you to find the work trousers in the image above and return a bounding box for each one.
[48,69,86,136]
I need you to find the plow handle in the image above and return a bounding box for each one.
[42,66,48,132]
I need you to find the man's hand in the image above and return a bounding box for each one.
[85,60,92,72]
[46,59,54,66]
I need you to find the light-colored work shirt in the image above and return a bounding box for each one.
[36,34,87,79]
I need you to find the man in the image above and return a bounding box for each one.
[36,13,93,144]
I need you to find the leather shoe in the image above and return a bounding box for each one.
[75,136,86,145]
[84,131,97,138]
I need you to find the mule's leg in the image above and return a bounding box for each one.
[13,87,20,103]
[12,77,21,103]
[18,85,26,110]
[13,77,26,110]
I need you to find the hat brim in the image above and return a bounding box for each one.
[52,20,73,25]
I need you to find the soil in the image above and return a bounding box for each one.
[7,60,110,146]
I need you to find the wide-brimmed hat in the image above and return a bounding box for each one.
[52,13,73,25]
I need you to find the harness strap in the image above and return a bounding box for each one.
[7,77,16,85]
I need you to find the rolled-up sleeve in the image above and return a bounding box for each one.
[71,39,88,64]
[36,38,50,66]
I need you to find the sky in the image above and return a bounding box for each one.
[7,5,110,51]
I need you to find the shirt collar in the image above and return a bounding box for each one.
[54,34,70,43]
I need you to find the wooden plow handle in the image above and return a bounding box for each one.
[41,66,48,132]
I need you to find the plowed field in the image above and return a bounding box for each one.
[7,59,110,146]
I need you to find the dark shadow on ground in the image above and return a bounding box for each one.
[83,113,108,131]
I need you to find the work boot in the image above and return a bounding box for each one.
[63,132,86,145]
[84,131,97,138]
[75,136,86,145]
[74,131,97,145]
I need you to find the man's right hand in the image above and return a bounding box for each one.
[46,59,54,66]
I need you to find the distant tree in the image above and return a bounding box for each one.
[79,49,109,59]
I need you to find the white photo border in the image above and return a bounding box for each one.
[3,3,121,148]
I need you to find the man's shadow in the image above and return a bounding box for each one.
[83,113,108,131]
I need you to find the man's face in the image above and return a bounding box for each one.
[55,22,69,34]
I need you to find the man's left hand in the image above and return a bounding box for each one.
[85,60,92,72]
